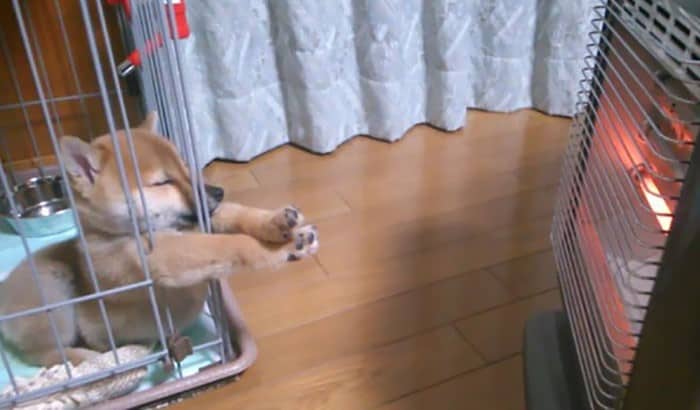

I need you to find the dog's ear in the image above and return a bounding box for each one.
[137,111,159,133]
[60,136,101,193]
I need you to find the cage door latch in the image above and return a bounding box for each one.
[163,332,193,372]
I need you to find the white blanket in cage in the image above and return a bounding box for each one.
[0,346,150,410]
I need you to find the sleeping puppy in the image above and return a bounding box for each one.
[0,112,318,366]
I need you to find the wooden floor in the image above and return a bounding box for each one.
[174,110,571,410]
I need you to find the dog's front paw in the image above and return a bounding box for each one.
[266,205,305,243]
[286,225,319,261]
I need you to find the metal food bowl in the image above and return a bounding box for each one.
[0,175,76,237]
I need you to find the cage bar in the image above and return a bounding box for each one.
[0,0,257,408]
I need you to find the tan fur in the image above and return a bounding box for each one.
[0,112,318,366]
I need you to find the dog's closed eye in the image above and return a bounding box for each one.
[151,179,174,187]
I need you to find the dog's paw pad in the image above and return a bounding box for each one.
[284,206,300,228]
[268,205,305,242]
[287,225,318,261]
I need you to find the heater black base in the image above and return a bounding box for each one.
[523,309,588,410]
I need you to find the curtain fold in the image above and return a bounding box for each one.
[180,0,598,162]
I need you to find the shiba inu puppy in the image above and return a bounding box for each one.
[0,112,318,366]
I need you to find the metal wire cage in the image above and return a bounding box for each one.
[551,0,700,409]
[0,1,256,408]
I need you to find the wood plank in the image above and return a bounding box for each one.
[333,145,564,213]
[197,327,483,410]
[218,134,563,228]
[248,126,459,187]
[238,214,552,338]
[173,269,507,407]
[249,110,569,187]
[316,184,558,275]
[230,258,327,295]
[378,356,525,410]
[205,110,566,227]
[315,156,561,244]
[456,290,562,362]
[226,180,352,223]
[489,249,559,298]
[203,161,259,194]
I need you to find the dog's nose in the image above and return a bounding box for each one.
[203,184,224,215]
[205,184,224,204]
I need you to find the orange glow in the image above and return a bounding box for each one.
[641,175,672,231]
[661,104,694,143]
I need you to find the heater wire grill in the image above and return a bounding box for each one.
[552,0,700,408]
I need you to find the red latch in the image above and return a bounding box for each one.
[110,0,190,77]
[117,33,164,76]
[167,0,190,40]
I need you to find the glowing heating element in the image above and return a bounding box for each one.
[641,174,672,231]
[661,104,694,143]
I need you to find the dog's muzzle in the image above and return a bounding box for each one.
[182,184,224,224]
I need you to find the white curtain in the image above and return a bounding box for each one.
[180,0,598,162]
